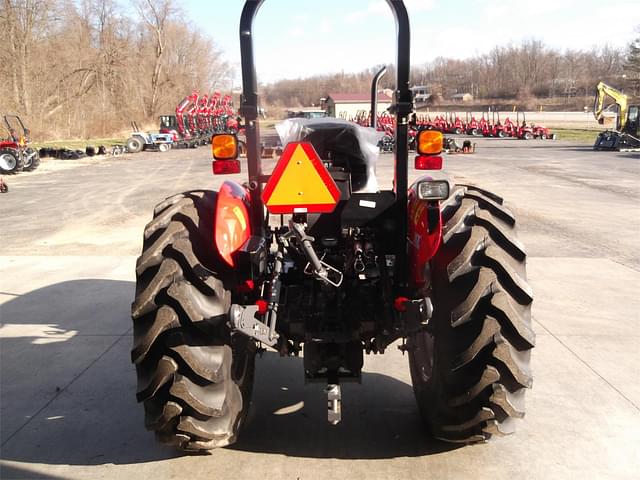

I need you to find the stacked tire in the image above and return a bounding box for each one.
[0,147,40,174]
[131,190,255,451]
[409,185,534,443]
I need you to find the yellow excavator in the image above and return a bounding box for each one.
[593,81,640,151]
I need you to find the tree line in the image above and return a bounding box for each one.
[0,0,231,139]
[2,0,638,140]
[263,36,640,110]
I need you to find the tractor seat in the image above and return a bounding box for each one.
[277,118,381,192]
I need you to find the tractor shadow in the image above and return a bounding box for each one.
[0,279,455,472]
[0,279,181,468]
[234,352,458,459]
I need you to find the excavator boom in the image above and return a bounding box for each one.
[593,82,629,131]
[593,82,640,152]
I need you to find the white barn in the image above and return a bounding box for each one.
[324,93,392,120]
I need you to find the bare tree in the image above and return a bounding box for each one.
[0,0,52,114]
[623,27,640,95]
[136,0,174,118]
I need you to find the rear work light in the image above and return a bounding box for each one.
[417,180,450,200]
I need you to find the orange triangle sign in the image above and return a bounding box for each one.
[262,142,340,214]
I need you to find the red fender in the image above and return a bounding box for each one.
[407,175,443,288]
[214,181,251,267]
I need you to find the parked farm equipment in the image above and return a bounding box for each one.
[445,113,464,134]
[405,110,554,141]
[516,112,534,139]
[531,123,555,140]
[465,112,481,136]
[0,115,40,174]
[126,122,173,153]
[593,82,640,151]
[130,0,534,452]
[515,112,556,140]
[160,91,240,149]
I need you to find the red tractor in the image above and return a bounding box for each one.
[490,113,505,137]
[130,0,534,452]
[465,112,481,136]
[479,112,492,136]
[446,112,464,134]
[516,112,535,140]
[532,123,556,140]
[0,115,40,174]
[515,112,556,140]
[433,114,447,132]
[502,116,517,137]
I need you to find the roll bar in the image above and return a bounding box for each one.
[239,0,412,268]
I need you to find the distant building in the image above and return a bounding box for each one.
[324,92,392,119]
[411,86,431,103]
[451,93,473,102]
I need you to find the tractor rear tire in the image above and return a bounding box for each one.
[23,148,41,171]
[131,190,256,451]
[408,185,534,443]
[523,132,533,140]
[0,149,23,174]
[127,136,144,153]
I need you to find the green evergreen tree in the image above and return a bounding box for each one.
[624,30,640,95]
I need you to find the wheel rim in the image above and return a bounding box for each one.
[24,149,36,168]
[0,153,16,170]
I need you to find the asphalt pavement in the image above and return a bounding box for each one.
[1,137,639,479]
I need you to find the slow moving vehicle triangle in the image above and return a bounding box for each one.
[262,142,340,214]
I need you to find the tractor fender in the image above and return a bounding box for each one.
[213,181,252,269]
[407,176,443,288]
[0,141,18,150]
[131,133,148,143]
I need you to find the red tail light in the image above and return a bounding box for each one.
[212,159,241,175]
[415,155,443,170]
[214,181,251,266]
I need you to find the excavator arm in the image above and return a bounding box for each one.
[594,81,629,131]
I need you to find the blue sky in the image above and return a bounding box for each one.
[182,0,640,85]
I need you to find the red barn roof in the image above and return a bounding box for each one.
[328,93,391,103]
